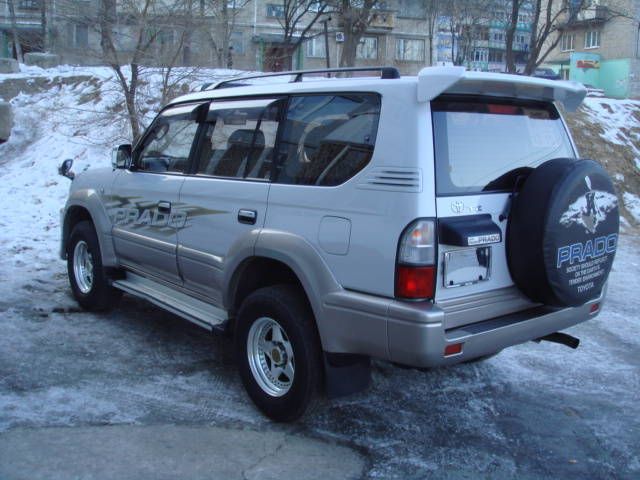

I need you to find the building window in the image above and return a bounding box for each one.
[397,0,426,18]
[266,3,285,18]
[473,49,488,62]
[306,36,326,58]
[74,24,89,48]
[18,0,40,10]
[308,1,325,13]
[488,50,503,63]
[493,32,504,42]
[395,38,424,62]
[357,36,378,60]
[585,30,600,49]
[230,31,244,55]
[560,34,575,52]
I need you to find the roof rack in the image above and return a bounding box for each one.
[203,66,400,91]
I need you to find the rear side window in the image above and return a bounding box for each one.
[196,98,282,179]
[274,93,381,186]
[432,97,575,195]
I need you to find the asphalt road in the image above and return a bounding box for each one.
[1,235,638,479]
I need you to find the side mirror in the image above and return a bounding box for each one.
[112,144,132,169]
[58,159,75,180]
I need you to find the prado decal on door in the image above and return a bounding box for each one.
[106,195,227,233]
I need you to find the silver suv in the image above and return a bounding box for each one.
[59,66,620,421]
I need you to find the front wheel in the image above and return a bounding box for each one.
[235,285,323,422]
[66,221,121,311]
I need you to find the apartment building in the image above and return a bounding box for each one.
[220,1,431,74]
[544,0,640,98]
[434,4,533,73]
[0,0,433,74]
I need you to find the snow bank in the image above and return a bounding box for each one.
[623,192,640,223]
[581,97,640,155]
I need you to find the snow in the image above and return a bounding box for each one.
[623,192,640,223]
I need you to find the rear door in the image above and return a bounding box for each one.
[110,103,203,284]
[430,96,577,326]
[176,97,283,305]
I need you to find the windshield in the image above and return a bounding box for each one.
[432,97,575,195]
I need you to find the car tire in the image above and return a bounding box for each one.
[235,284,323,422]
[67,221,121,311]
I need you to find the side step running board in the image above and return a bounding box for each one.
[112,273,227,331]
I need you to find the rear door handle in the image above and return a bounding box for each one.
[158,201,171,214]
[238,209,257,225]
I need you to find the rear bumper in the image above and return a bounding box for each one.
[321,288,604,368]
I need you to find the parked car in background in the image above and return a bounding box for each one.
[583,84,606,97]
[532,67,561,80]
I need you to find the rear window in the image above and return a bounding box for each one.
[432,97,575,195]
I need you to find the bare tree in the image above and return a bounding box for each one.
[443,0,490,66]
[520,0,636,75]
[267,0,330,70]
[40,0,48,51]
[7,0,23,62]
[204,0,251,68]
[504,0,524,73]
[424,0,442,66]
[98,0,196,140]
[331,0,380,68]
[503,0,587,74]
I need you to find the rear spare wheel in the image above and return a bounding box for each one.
[507,158,619,307]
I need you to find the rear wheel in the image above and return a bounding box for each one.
[235,285,323,422]
[66,221,121,311]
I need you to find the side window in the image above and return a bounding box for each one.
[274,94,381,186]
[196,99,281,179]
[136,105,201,173]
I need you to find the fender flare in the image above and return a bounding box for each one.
[63,189,118,267]
[222,229,342,348]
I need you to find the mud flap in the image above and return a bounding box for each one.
[323,353,371,399]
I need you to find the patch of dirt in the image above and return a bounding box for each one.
[0,76,95,102]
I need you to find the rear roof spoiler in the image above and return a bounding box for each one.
[417,66,586,111]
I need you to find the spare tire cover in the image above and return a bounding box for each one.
[507,158,619,307]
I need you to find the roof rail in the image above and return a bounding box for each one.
[203,66,400,91]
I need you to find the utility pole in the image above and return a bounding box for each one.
[322,17,331,73]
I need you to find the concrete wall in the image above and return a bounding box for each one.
[629,58,640,99]
[600,59,631,98]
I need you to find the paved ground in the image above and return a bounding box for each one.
[1,425,364,480]
[1,235,638,479]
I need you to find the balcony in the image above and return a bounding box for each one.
[564,5,608,28]
[369,10,395,30]
[577,5,608,22]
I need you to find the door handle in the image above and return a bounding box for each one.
[238,209,257,225]
[158,201,171,214]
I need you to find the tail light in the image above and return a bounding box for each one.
[395,219,437,300]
